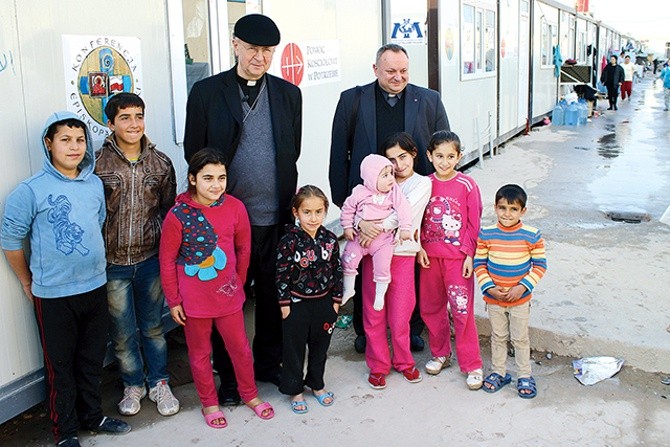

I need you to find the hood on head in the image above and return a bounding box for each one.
[41,111,95,180]
[360,154,393,193]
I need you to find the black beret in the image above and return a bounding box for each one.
[234,14,280,46]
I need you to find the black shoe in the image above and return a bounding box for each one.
[57,436,81,447]
[614,105,618,110]
[218,387,242,407]
[257,371,282,387]
[607,106,613,110]
[354,335,366,353]
[87,416,131,435]
[410,335,425,352]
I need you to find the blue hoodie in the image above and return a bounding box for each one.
[1,111,107,298]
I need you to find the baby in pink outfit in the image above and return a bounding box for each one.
[340,154,412,311]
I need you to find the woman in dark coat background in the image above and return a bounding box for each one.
[601,55,625,110]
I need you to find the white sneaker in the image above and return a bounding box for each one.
[425,356,449,375]
[466,369,484,390]
[149,380,180,416]
[118,385,146,416]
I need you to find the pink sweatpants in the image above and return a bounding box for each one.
[419,257,482,373]
[362,255,416,374]
[342,232,394,283]
[183,310,258,407]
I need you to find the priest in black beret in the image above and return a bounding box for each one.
[234,13,281,46]
[184,13,302,410]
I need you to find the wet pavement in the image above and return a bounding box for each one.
[1,75,669,446]
[470,74,670,374]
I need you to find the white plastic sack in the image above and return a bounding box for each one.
[565,92,579,104]
[573,356,624,386]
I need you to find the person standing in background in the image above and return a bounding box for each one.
[601,55,625,111]
[621,55,635,101]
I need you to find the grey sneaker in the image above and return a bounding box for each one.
[118,386,146,416]
[149,380,180,416]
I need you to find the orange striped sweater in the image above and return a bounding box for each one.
[474,221,547,307]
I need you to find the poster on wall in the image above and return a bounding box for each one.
[443,25,457,66]
[62,35,143,139]
[390,16,425,46]
[388,0,426,46]
[271,40,341,88]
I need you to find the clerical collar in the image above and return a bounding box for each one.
[375,81,403,100]
[236,73,264,88]
[236,73,266,106]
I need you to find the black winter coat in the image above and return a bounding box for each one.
[601,63,625,88]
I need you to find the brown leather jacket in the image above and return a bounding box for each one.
[95,134,176,265]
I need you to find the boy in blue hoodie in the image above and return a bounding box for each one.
[1,112,131,447]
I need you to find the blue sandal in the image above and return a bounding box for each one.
[291,400,308,414]
[517,376,537,399]
[312,391,335,407]
[482,373,512,393]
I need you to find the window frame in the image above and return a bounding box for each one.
[460,0,496,80]
[166,0,230,145]
[540,20,558,69]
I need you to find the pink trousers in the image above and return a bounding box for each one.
[419,257,482,373]
[183,311,258,407]
[342,232,394,283]
[362,255,416,374]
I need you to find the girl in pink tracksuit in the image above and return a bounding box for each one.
[340,154,412,311]
[159,148,274,429]
[418,131,484,390]
[359,133,431,390]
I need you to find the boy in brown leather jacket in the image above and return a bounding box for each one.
[95,93,179,417]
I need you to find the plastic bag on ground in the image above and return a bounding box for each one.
[573,356,624,385]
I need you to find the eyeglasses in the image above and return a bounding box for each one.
[235,40,276,59]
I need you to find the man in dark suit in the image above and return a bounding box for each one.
[184,14,302,405]
[329,43,449,354]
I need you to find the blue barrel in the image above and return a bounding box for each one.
[565,102,579,126]
[578,99,588,125]
[552,102,564,126]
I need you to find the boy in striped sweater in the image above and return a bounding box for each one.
[474,184,546,399]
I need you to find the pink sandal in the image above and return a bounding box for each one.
[250,401,274,420]
[202,409,227,429]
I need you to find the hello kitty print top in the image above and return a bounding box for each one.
[420,172,483,259]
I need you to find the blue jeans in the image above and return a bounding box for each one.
[106,255,168,388]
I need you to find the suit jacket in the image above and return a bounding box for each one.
[328,81,449,207]
[184,66,302,225]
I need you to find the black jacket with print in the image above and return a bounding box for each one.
[276,224,343,307]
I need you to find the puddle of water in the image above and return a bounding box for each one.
[596,132,622,158]
[598,148,621,158]
[576,78,669,217]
